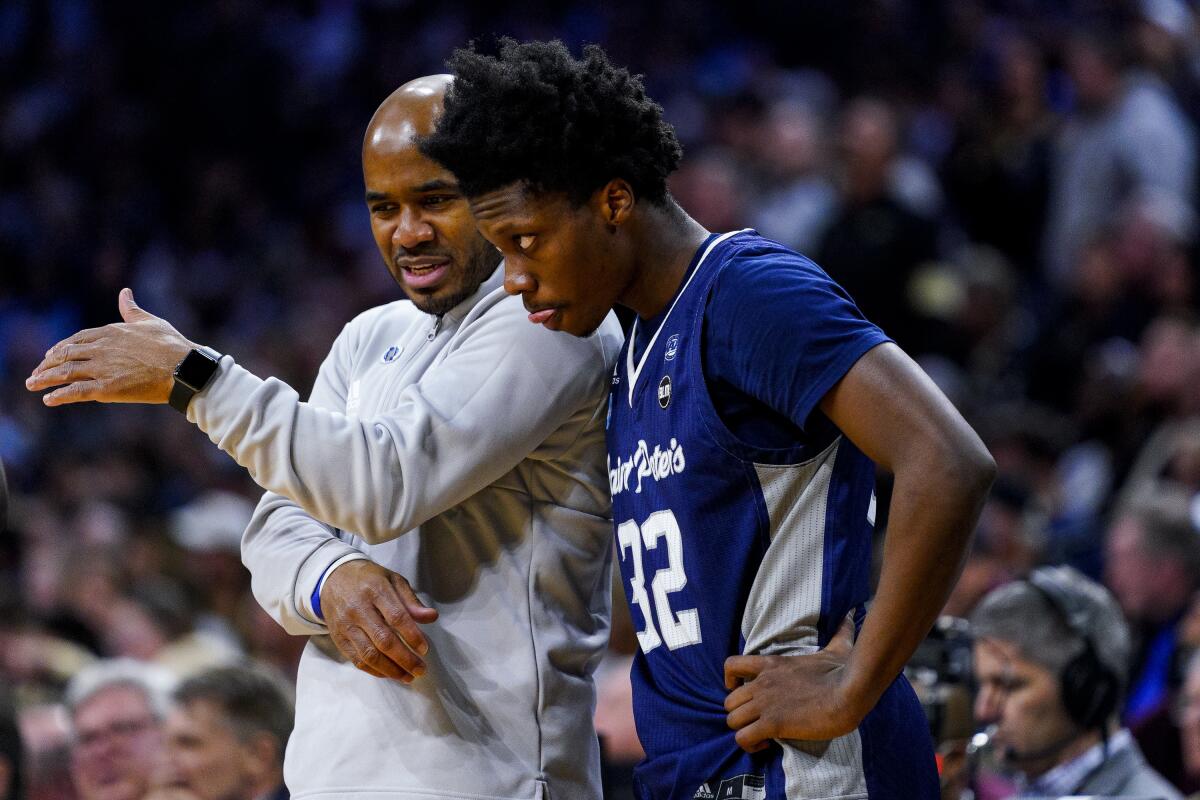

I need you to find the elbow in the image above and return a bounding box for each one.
[352,516,391,545]
[905,435,995,505]
[944,439,996,508]
[962,442,997,497]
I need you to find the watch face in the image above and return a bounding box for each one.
[175,348,220,391]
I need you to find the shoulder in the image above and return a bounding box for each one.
[707,233,859,319]
[1092,741,1181,798]
[461,289,624,388]
[716,233,838,288]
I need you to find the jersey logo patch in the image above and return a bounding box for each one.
[658,375,672,408]
[694,774,765,800]
[665,333,681,360]
[382,344,403,363]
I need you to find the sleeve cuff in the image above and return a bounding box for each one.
[309,552,371,621]
[293,540,369,626]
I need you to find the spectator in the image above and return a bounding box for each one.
[1105,484,1200,785]
[0,686,23,800]
[159,664,292,800]
[749,98,837,253]
[64,658,175,800]
[1043,22,1196,287]
[1177,649,1200,796]
[817,96,939,350]
[971,566,1180,798]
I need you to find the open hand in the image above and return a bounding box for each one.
[322,559,439,683]
[723,614,866,751]
[26,289,194,406]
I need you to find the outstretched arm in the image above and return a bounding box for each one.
[725,342,993,747]
[27,288,609,544]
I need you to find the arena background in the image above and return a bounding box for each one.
[3,0,1200,797]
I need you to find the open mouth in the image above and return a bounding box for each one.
[399,260,450,289]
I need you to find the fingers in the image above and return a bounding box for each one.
[323,568,434,682]
[338,618,419,683]
[119,287,153,322]
[724,655,766,690]
[390,573,439,623]
[328,628,389,680]
[362,607,428,678]
[42,379,106,406]
[725,696,760,729]
[724,683,754,712]
[26,358,98,391]
[30,339,100,377]
[734,720,773,753]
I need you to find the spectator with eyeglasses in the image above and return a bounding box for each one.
[64,659,176,800]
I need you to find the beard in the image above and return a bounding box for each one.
[400,239,501,316]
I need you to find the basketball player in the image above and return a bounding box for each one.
[421,40,995,799]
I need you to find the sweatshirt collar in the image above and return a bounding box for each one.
[439,262,506,325]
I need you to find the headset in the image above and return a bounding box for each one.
[1024,566,1122,732]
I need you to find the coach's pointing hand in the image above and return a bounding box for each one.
[723,614,868,750]
[26,289,194,406]
[321,559,439,683]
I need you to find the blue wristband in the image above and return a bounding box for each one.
[311,562,336,621]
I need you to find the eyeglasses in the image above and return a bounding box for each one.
[75,716,158,750]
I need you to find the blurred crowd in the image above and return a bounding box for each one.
[5,0,1200,797]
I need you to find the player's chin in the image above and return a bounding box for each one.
[561,310,604,338]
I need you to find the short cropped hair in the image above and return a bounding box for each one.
[970,567,1131,688]
[421,39,683,205]
[64,658,177,724]
[174,664,293,755]
[1116,484,1200,580]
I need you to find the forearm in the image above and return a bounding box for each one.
[242,490,365,635]
[193,358,539,544]
[845,450,993,712]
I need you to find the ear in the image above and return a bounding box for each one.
[243,731,280,780]
[594,179,635,230]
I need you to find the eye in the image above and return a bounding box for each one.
[423,195,457,208]
[516,235,536,252]
[370,203,398,216]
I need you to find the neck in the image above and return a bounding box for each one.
[1025,726,1106,780]
[617,199,710,319]
[251,770,285,800]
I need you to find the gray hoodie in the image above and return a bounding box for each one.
[188,267,622,800]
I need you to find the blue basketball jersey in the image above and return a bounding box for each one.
[607,231,938,800]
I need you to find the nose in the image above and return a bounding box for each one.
[394,206,435,250]
[504,264,537,297]
[974,684,1003,725]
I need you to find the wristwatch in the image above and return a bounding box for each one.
[169,346,222,414]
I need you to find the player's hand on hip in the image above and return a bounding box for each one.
[321,559,439,683]
[26,289,194,406]
[723,614,866,750]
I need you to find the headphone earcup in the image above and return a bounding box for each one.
[1060,645,1119,730]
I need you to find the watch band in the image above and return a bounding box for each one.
[169,346,222,414]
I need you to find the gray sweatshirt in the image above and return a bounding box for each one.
[187,267,623,800]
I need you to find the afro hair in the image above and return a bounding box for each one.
[420,39,683,206]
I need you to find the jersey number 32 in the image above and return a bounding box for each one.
[617,509,702,653]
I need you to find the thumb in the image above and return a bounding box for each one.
[118,288,152,322]
[826,612,856,655]
[391,574,439,622]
